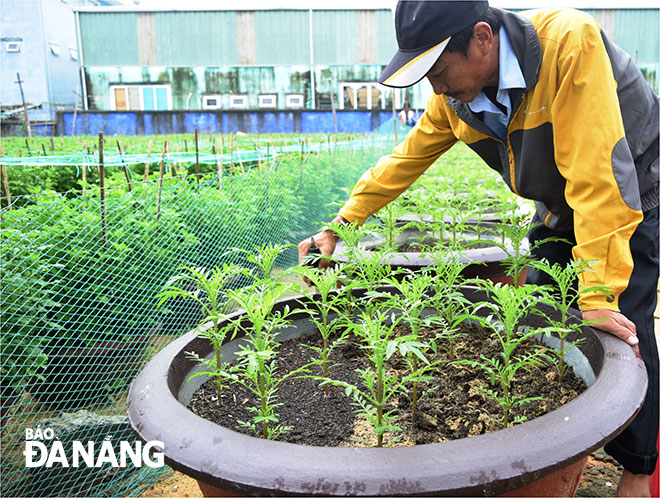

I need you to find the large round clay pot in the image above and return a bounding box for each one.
[128,287,646,497]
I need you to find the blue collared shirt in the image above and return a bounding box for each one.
[468,26,526,140]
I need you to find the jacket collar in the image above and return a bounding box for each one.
[446,8,542,138]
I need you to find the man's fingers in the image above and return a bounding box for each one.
[297,238,312,266]
[583,309,639,349]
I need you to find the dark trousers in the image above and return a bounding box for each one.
[526,205,659,475]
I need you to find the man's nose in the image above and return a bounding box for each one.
[428,77,447,95]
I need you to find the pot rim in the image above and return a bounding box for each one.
[128,288,647,496]
[333,233,526,267]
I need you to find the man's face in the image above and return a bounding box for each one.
[425,23,497,103]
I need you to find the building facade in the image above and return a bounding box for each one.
[0,0,118,132]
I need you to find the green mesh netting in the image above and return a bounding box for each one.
[0,132,397,497]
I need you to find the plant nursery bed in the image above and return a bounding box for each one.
[188,322,585,447]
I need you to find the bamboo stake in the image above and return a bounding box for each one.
[173,144,181,179]
[81,140,87,194]
[145,139,153,180]
[1,165,11,211]
[214,139,222,192]
[116,140,132,192]
[156,141,167,228]
[194,127,200,186]
[25,139,31,156]
[235,136,244,173]
[41,143,47,156]
[298,139,304,191]
[99,132,108,248]
[50,137,55,152]
[266,142,270,171]
[229,138,234,207]
[257,137,262,172]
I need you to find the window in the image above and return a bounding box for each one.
[110,85,171,111]
[286,94,304,109]
[202,95,222,110]
[229,95,248,109]
[339,83,399,110]
[258,94,277,109]
[5,41,21,52]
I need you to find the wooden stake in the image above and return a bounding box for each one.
[266,143,270,171]
[1,165,11,211]
[116,140,132,192]
[298,139,304,191]
[229,138,234,206]
[15,73,31,138]
[172,144,180,179]
[215,139,222,192]
[50,137,54,152]
[235,137,244,173]
[257,137,262,172]
[194,127,200,185]
[25,139,31,156]
[99,132,108,248]
[156,141,167,227]
[145,139,153,180]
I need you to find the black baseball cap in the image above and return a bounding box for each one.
[379,1,489,88]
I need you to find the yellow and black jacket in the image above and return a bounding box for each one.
[338,8,659,311]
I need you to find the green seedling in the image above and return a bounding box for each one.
[229,242,295,281]
[320,308,436,447]
[372,201,410,252]
[427,252,473,361]
[294,264,353,395]
[218,280,302,440]
[459,281,550,427]
[157,263,242,404]
[384,271,441,417]
[531,258,610,383]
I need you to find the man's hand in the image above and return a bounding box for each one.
[582,309,639,350]
[297,216,349,285]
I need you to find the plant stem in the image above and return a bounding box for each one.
[377,362,384,448]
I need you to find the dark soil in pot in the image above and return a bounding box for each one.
[188,322,585,447]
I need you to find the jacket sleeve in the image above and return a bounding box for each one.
[549,18,643,311]
[338,96,458,226]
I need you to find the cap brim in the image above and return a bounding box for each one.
[378,37,450,88]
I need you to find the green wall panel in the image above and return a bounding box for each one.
[254,10,309,65]
[374,9,398,65]
[313,10,358,65]
[80,13,138,66]
[155,11,238,66]
[613,9,659,64]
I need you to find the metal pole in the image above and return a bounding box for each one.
[392,90,398,145]
[75,11,89,111]
[15,73,32,138]
[309,9,316,109]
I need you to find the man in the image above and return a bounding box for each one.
[298,1,659,496]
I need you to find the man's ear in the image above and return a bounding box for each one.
[472,22,494,55]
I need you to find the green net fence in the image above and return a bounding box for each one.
[1,129,401,497]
